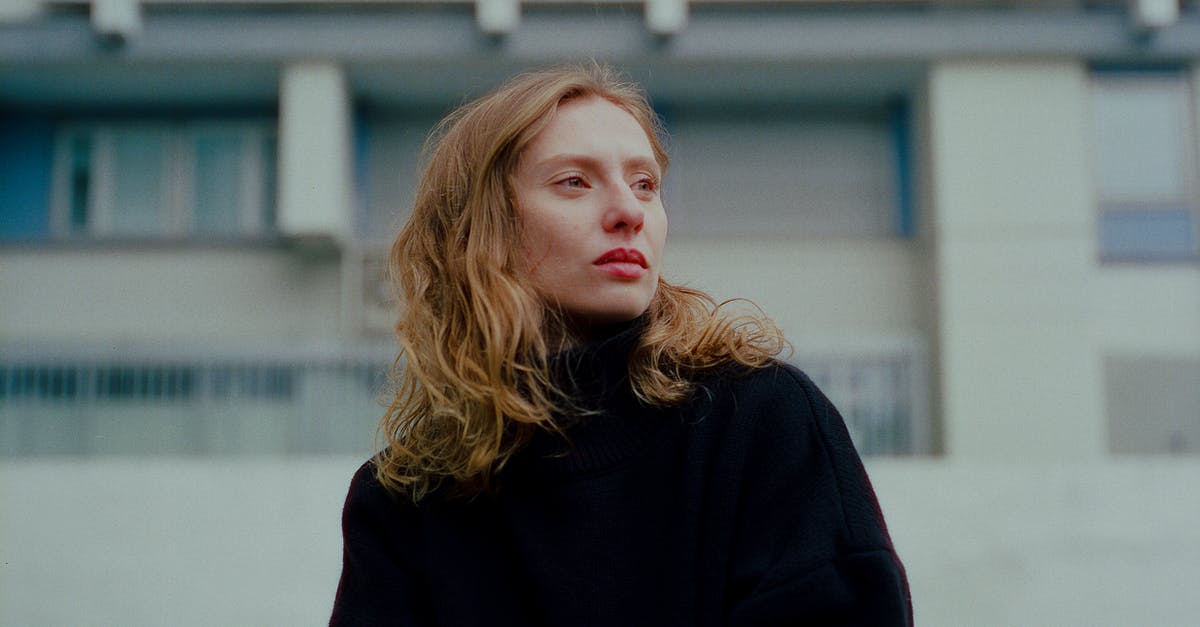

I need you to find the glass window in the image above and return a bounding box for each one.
[51,118,276,240]
[192,130,246,234]
[357,111,441,242]
[1100,208,1197,259]
[110,128,170,235]
[664,106,903,238]
[1091,69,1199,261]
[67,134,92,234]
[260,132,278,231]
[358,105,910,241]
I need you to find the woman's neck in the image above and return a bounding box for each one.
[550,312,647,349]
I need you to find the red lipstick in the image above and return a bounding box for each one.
[593,248,648,279]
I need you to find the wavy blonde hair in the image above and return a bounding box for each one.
[377,63,787,500]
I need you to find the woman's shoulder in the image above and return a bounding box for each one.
[691,360,856,464]
[341,457,421,523]
[703,361,894,550]
[342,459,386,512]
[345,457,377,491]
[703,360,830,417]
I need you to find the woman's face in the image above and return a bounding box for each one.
[512,96,668,333]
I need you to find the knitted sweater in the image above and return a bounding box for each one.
[330,321,912,626]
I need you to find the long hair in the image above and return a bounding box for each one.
[376,63,787,500]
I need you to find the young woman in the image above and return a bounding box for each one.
[330,64,912,626]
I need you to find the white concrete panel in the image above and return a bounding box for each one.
[938,320,1104,461]
[937,234,1093,327]
[0,248,342,341]
[927,60,1104,460]
[662,237,924,342]
[278,62,354,242]
[0,457,361,627]
[929,60,1092,233]
[1092,265,1200,354]
[870,459,1200,627]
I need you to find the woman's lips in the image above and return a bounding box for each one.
[593,248,647,279]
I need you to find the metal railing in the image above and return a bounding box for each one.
[799,344,931,456]
[0,340,930,457]
[0,343,394,457]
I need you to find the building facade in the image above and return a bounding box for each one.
[2,1,1199,625]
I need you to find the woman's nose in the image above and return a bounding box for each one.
[602,184,645,234]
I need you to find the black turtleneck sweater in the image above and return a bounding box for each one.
[330,322,912,626]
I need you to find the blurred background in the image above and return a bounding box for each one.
[1,0,1198,624]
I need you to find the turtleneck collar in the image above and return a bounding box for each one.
[550,313,647,408]
[508,313,670,483]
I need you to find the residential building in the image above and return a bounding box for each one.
[1,1,1198,624]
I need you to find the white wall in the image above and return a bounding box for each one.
[3,458,1198,627]
[0,248,343,341]
[277,61,354,243]
[1092,265,1200,354]
[871,459,1200,627]
[0,458,356,627]
[664,237,925,345]
[925,60,1105,462]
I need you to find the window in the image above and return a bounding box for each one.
[1091,69,1199,261]
[356,110,442,242]
[356,103,914,242]
[663,103,911,238]
[50,119,277,239]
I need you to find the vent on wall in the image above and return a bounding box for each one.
[343,245,394,337]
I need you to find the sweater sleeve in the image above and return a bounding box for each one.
[725,365,913,627]
[329,461,435,627]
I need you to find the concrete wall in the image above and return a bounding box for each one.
[926,60,1106,462]
[0,458,354,627]
[1092,265,1200,354]
[3,457,1198,627]
[664,238,925,344]
[278,62,354,243]
[871,458,1200,627]
[0,247,343,341]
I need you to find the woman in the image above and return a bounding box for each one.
[331,64,912,626]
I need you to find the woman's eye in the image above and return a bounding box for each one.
[633,178,657,193]
[559,176,586,188]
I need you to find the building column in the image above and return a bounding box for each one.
[926,60,1105,460]
[278,61,354,243]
